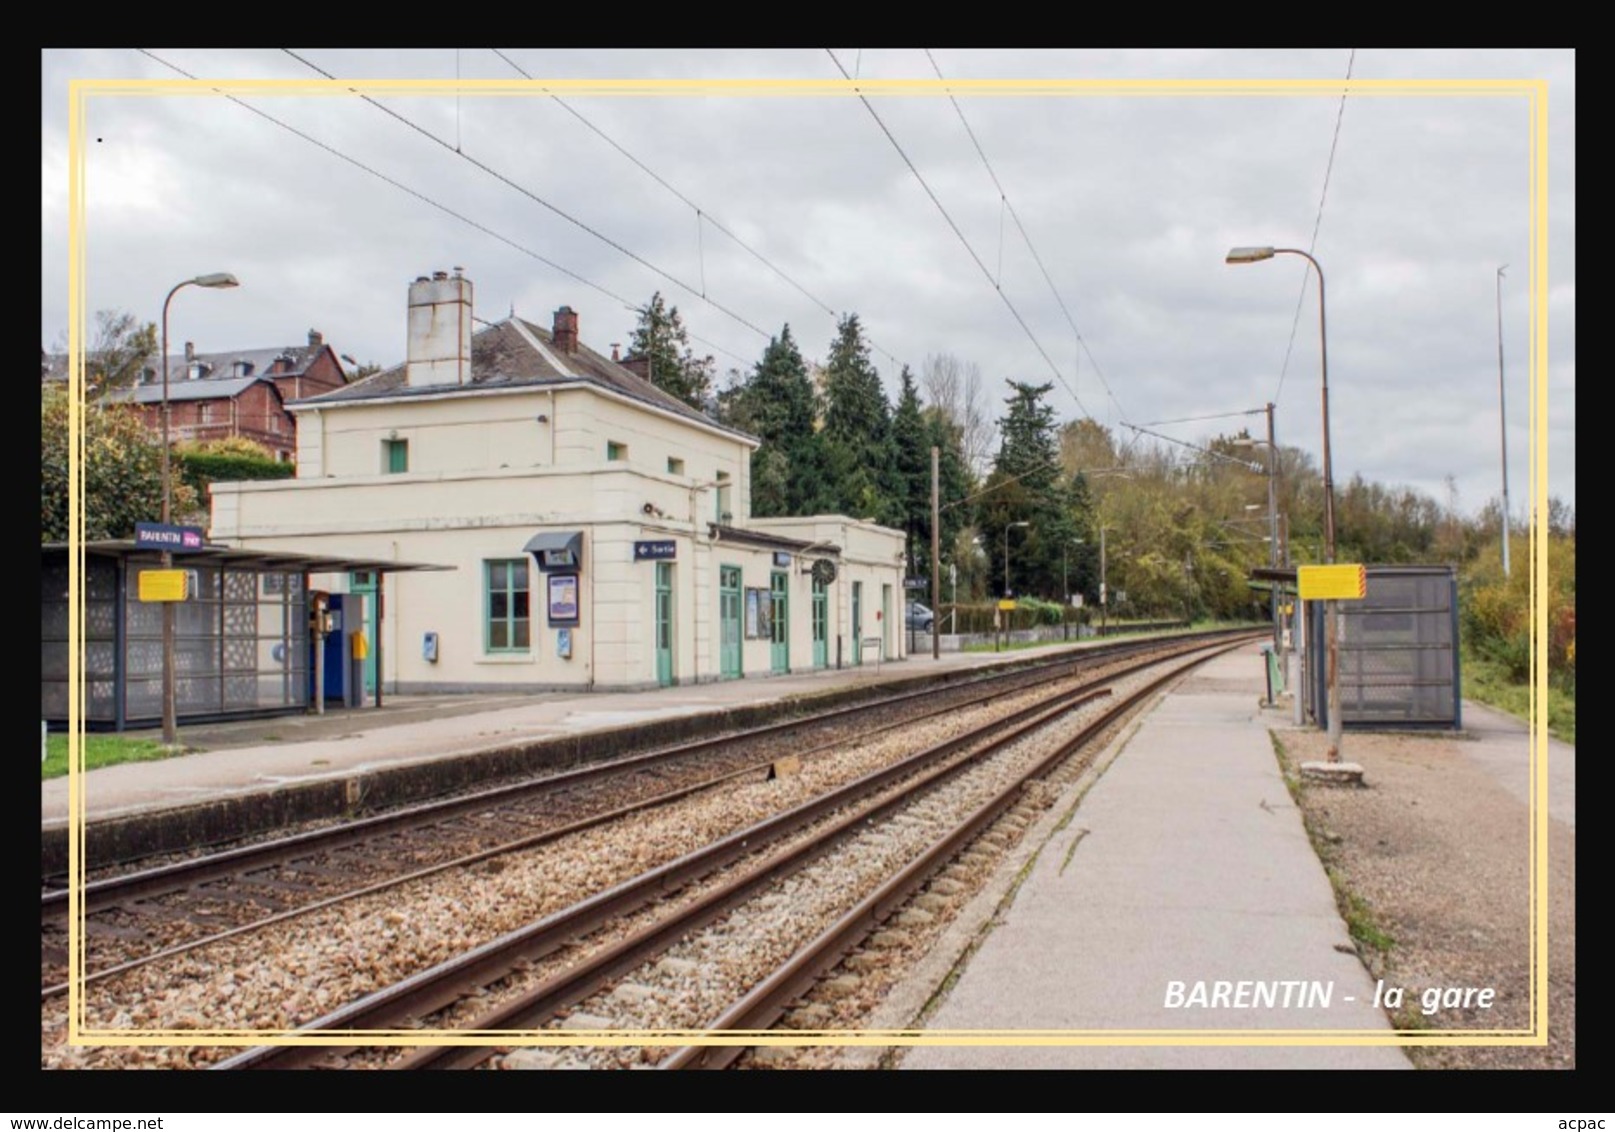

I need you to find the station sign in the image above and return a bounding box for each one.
[1298,564,1367,600]
[134,522,204,552]
[634,540,677,561]
[138,569,189,602]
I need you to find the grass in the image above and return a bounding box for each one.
[42,733,184,781]
[1267,731,1396,977]
[1461,648,1575,745]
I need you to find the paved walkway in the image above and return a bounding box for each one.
[899,647,1414,1068]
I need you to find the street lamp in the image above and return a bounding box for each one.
[1232,403,1281,652]
[160,272,239,745]
[1002,521,1030,598]
[1226,245,1342,764]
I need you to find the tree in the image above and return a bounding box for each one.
[48,309,159,400]
[891,365,933,573]
[921,352,996,475]
[719,325,828,517]
[820,314,898,523]
[977,380,1085,600]
[626,292,714,411]
[41,383,198,542]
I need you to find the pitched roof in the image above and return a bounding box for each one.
[105,374,285,405]
[43,343,343,387]
[298,316,752,441]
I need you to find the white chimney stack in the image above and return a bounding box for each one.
[406,268,473,388]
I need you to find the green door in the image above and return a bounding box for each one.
[812,578,828,669]
[770,571,789,674]
[719,565,742,679]
[882,583,892,659]
[655,562,674,687]
[851,581,863,666]
[349,571,378,695]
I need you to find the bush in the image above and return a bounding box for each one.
[942,599,1083,634]
[175,449,295,500]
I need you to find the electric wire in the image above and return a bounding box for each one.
[280,48,774,344]
[1272,48,1355,408]
[137,50,753,369]
[924,49,1130,425]
[825,49,1092,420]
[489,48,909,373]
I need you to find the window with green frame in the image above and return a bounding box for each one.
[607,440,627,461]
[485,559,531,651]
[383,438,408,473]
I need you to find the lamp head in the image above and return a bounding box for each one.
[1225,247,1275,265]
[193,272,239,288]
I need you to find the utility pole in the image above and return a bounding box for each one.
[931,445,940,660]
[1497,265,1512,579]
[1099,526,1108,637]
[1265,402,1279,651]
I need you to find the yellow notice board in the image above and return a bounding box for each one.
[997,599,1017,611]
[137,569,188,602]
[1298,564,1367,600]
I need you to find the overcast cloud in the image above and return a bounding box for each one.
[41,48,1575,519]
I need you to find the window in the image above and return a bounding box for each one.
[715,470,732,523]
[667,456,685,476]
[485,559,531,652]
[607,441,627,462]
[383,438,408,474]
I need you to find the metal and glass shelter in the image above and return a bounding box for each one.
[42,541,450,731]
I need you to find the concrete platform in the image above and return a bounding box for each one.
[897,647,1415,1069]
[42,637,1101,851]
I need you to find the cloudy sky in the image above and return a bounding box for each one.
[41,49,1575,518]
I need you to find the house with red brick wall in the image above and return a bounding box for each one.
[95,331,349,462]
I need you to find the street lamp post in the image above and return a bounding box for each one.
[159,272,239,746]
[1496,265,1511,579]
[1226,246,1342,764]
[1001,521,1029,651]
[1233,403,1281,652]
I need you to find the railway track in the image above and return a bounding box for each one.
[207,636,1248,1070]
[43,631,1261,1069]
[43,632,1234,999]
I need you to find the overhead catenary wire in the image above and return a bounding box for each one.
[489,48,910,374]
[135,50,755,371]
[1271,48,1355,408]
[280,48,774,345]
[924,49,1130,426]
[1122,421,1263,473]
[826,49,1093,421]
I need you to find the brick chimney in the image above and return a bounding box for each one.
[406,268,473,388]
[308,329,323,347]
[553,306,578,354]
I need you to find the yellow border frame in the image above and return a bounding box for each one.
[61,73,1551,1053]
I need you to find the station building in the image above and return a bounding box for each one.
[208,269,908,693]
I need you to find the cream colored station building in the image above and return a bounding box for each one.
[209,270,907,693]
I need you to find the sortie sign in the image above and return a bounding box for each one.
[633,540,677,561]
